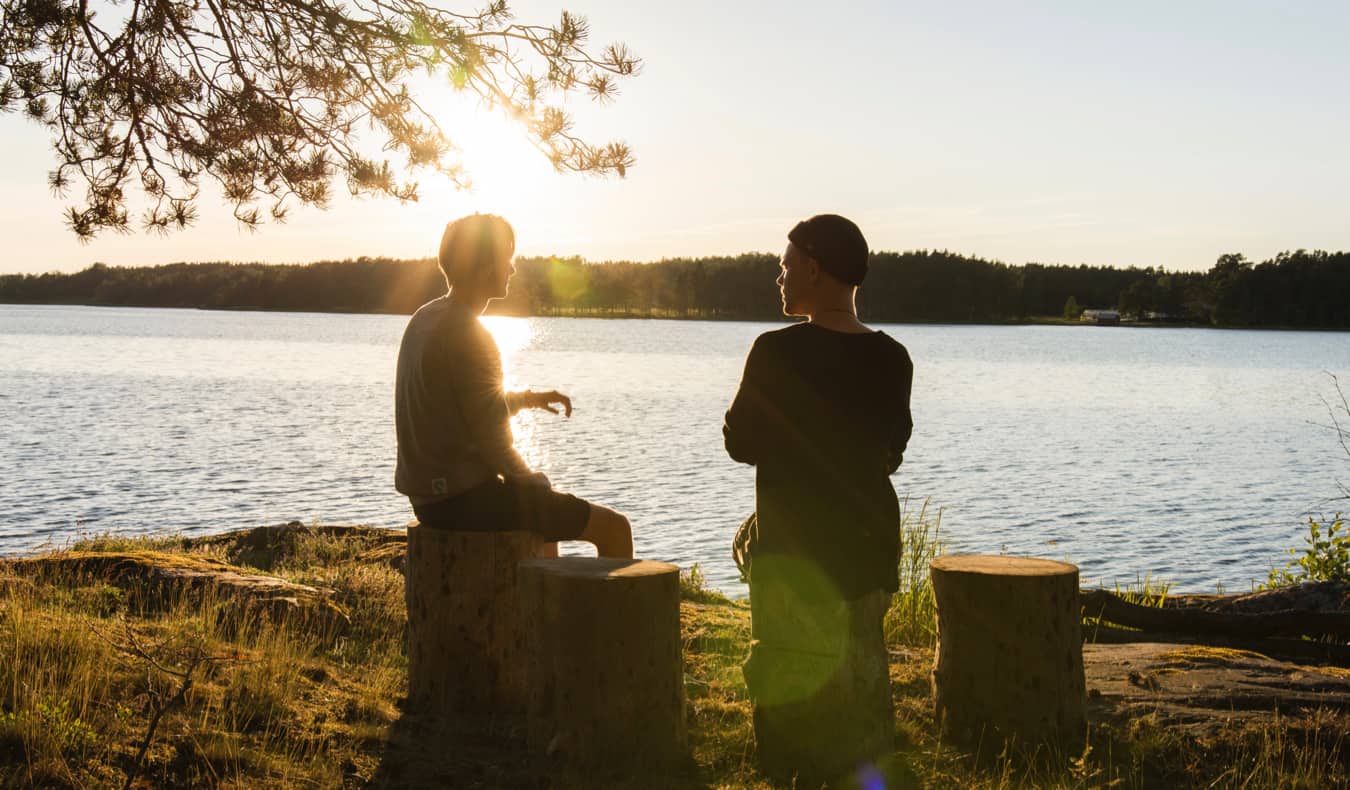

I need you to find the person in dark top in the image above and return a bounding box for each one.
[395,213,633,558]
[724,213,913,783]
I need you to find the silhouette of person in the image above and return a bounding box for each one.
[724,214,913,783]
[395,213,632,558]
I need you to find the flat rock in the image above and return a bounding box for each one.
[184,521,405,571]
[1085,642,1350,735]
[3,550,350,636]
[357,542,407,574]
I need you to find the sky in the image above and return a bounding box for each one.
[1,0,1348,275]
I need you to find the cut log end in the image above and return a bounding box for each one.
[518,557,678,580]
[931,554,1078,577]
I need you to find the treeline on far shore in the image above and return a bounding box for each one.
[1,249,1347,328]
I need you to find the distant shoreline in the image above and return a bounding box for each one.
[4,250,1348,329]
[7,300,1350,333]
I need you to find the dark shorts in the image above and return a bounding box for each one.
[412,476,591,542]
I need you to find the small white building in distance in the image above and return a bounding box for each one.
[1081,309,1121,325]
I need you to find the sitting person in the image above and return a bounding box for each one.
[724,214,913,783]
[394,213,632,558]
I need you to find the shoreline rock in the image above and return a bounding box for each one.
[3,548,351,636]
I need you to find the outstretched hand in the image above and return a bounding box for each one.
[532,390,573,417]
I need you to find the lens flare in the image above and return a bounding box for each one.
[856,763,886,790]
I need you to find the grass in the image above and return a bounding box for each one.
[886,497,944,648]
[679,563,732,605]
[0,523,1346,788]
[1110,573,1174,607]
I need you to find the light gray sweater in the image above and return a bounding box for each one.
[394,297,530,505]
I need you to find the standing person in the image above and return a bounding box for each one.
[724,214,913,783]
[395,213,633,558]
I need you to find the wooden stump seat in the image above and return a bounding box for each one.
[404,523,541,717]
[518,557,686,767]
[930,554,1086,750]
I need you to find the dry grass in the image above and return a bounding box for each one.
[0,531,403,788]
[1,526,1346,788]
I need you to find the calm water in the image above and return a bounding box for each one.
[3,304,1349,594]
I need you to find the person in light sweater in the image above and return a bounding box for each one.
[395,213,632,558]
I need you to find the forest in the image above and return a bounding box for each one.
[2,249,1347,328]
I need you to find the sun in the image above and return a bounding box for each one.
[389,81,570,253]
[412,86,558,215]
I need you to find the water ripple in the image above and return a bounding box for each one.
[2,305,1350,594]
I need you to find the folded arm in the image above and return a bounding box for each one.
[724,338,772,465]
[886,352,915,474]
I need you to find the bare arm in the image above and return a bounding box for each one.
[506,389,573,417]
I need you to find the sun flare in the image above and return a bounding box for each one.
[480,315,532,359]
[482,314,543,466]
[389,84,570,256]
[414,88,556,212]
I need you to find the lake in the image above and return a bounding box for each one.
[3,304,1348,594]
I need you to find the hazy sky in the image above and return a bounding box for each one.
[2,0,1347,274]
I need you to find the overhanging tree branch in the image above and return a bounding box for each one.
[0,0,640,239]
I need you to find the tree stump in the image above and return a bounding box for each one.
[930,555,1086,749]
[518,557,686,767]
[405,523,541,717]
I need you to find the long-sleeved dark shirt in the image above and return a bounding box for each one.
[395,297,530,505]
[724,322,914,601]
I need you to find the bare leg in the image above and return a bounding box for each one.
[578,504,634,559]
[537,541,560,558]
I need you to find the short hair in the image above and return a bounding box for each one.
[787,214,869,286]
[437,213,515,287]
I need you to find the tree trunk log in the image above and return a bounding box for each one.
[1081,587,1350,639]
[931,555,1086,749]
[405,524,541,717]
[1086,623,1350,666]
[518,558,686,767]
[1178,581,1350,614]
